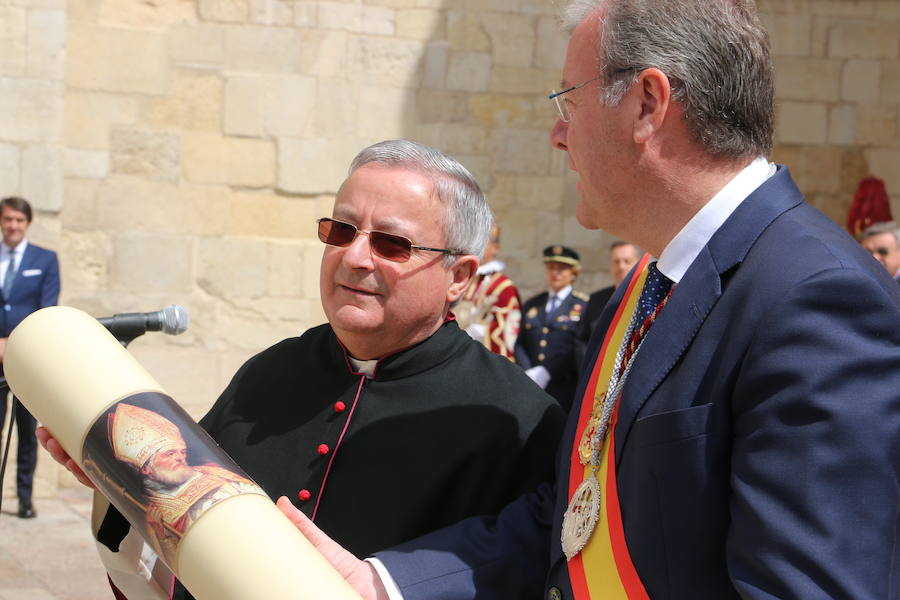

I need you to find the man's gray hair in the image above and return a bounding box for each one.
[861,221,900,245]
[561,0,774,159]
[349,140,493,263]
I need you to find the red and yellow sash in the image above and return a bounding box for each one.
[567,256,650,600]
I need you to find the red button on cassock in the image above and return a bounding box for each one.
[334,401,346,413]
[298,489,311,502]
[317,444,330,456]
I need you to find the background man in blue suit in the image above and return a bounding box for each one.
[0,196,60,519]
[282,1,900,597]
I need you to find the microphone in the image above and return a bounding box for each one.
[97,305,189,343]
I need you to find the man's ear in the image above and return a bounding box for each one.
[632,67,672,144]
[447,255,479,303]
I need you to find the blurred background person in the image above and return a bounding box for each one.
[515,245,587,411]
[454,223,521,360]
[0,196,60,520]
[577,241,640,366]
[846,176,892,239]
[860,221,900,282]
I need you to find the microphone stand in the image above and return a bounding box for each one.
[117,336,138,348]
[0,377,13,517]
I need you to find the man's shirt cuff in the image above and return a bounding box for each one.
[365,557,404,600]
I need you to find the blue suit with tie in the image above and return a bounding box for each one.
[0,241,60,504]
[375,167,900,599]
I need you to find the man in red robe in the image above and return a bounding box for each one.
[454,224,522,360]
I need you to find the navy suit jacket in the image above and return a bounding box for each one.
[0,243,60,338]
[376,168,900,599]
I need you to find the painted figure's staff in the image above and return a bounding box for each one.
[82,457,183,538]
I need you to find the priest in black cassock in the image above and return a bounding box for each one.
[40,140,565,600]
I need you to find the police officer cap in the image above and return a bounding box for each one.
[543,245,580,267]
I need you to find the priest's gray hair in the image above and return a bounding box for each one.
[349,140,492,263]
[561,0,774,159]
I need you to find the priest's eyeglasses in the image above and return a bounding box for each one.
[317,218,464,263]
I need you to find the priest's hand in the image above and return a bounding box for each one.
[36,426,96,489]
[276,497,389,600]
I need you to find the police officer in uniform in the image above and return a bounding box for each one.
[515,245,588,411]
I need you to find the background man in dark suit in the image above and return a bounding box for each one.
[515,245,588,411]
[576,240,638,367]
[0,196,60,519]
[860,220,900,282]
[278,1,900,599]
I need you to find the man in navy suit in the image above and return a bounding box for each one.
[279,1,900,598]
[0,196,60,519]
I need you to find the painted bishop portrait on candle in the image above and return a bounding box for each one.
[83,395,265,567]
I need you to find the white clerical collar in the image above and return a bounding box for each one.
[477,260,504,276]
[348,356,378,378]
[656,157,775,283]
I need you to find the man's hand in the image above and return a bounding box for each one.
[275,497,389,600]
[35,426,96,489]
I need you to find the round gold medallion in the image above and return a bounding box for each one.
[561,474,601,560]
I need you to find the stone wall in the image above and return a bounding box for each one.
[0,0,65,245]
[1,0,898,498]
[761,0,900,227]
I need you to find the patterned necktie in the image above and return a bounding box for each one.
[3,249,16,298]
[621,262,674,369]
[636,262,674,322]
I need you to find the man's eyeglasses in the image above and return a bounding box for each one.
[317,218,464,263]
[549,76,600,123]
[549,69,635,122]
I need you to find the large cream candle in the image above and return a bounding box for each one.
[5,306,360,600]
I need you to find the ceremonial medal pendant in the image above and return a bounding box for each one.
[578,392,606,464]
[561,472,601,560]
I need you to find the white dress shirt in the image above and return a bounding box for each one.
[656,157,776,282]
[545,285,572,314]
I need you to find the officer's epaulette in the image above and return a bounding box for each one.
[573,290,590,302]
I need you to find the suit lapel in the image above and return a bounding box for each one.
[553,294,570,320]
[538,292,550,325]
[613,166,805,462]
[613,249,721,461]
